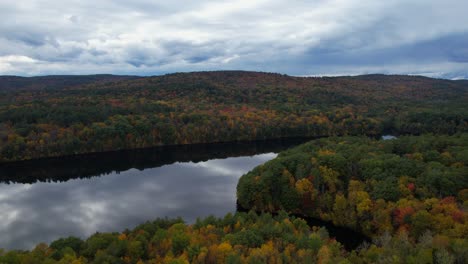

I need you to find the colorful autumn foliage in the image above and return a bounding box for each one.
[1,71,467,162]
[1,72,467,263]
[0,212,348,264]
[237,134,468,262]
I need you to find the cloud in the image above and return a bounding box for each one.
[0,0,467,78]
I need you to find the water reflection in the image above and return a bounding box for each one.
[0,139,308,250]
[382,135,397,140]
[0,138,308,183]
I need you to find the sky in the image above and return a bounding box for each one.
[1,0,468,79]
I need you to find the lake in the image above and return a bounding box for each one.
[0,139,309,250]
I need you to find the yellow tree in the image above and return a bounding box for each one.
[319,166,339,193]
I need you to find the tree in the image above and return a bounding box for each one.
[319,166,340,193]
[410,210,432,238]
[332,194,349,226]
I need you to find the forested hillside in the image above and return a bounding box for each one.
[1,73,467,262]
[0,75,138,91]
[237,134,468,262]
[1,71,467,162]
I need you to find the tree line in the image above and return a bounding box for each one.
[1,210,465,263]
[0,71,466,162]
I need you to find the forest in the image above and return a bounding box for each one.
[1,71,467,162]
[237,134,468,263]
[0,72,467,263]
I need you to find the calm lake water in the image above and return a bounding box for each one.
[0,139,308,250]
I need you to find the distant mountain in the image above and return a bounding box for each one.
[59,71,467,101]
[1,71,466,96]
[0,74,139,91]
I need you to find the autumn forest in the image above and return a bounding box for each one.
[0,71,467,263]
[1,71,466,162]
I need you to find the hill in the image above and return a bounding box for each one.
[0,71,467,162]
[237,134,468,263]
[238,134,468,236]
[0,74,139,92]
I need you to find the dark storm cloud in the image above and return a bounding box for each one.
[0,0,467,78]
[4,31,48,47]
[300,32,468,66]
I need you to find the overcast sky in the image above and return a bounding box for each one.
[1,0,467,78]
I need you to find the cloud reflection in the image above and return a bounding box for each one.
[0,153,276,250]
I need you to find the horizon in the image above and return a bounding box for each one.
[1,70,466,81]
[1,1,468,79]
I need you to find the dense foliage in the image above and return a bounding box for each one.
[1,71,467,162]
[0,212,344,264]
[237,134,468,261]
[1,72,467,263]
[0,75,137,92]
[2,211,466,264]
